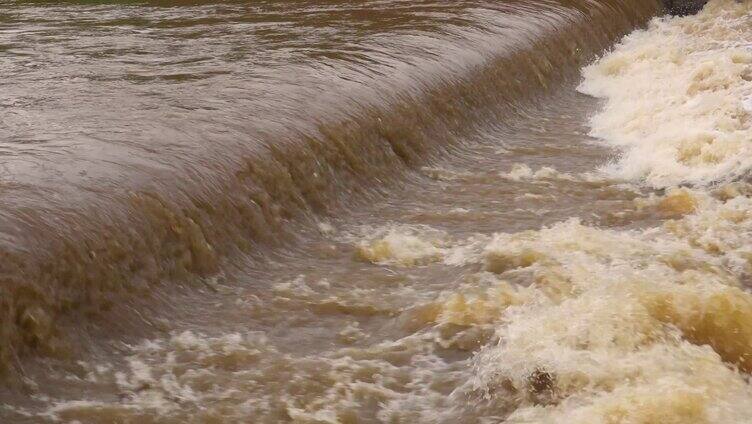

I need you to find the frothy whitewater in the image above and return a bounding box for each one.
[3,0,752,423]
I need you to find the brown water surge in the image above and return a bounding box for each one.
[0,0,660,375]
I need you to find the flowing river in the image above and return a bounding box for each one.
[2,0,752,422]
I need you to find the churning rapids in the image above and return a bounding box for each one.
[2,0,752,422]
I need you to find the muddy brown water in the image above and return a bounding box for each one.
[8,0,737,422]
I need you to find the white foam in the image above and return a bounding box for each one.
[352,224,450,266]
[579,0,752,187]
[501,163,577,182]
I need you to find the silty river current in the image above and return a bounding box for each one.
[2,0,752,422]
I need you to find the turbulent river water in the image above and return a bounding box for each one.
[2,0,752,422]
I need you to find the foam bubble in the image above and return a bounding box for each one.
[633,187,708,217]
[501,164,577,182]
[44,330,466,423]
[354,225,449,266]
[451,193,752,421]
[579,0,752,187]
